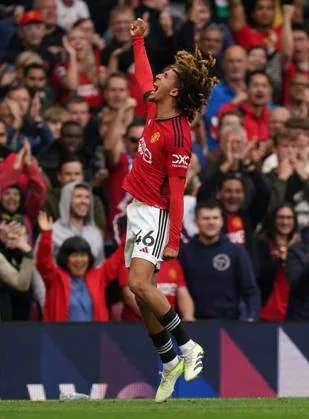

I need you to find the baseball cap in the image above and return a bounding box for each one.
[19,10,45,27]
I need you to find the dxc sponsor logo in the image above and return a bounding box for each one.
[138,137,152,164]
[172,154,190,168]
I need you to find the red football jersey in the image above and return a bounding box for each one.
[123,109,192,210]
[122,35,192,210]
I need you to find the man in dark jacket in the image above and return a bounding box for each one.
[179,201,260,320]
[285,241,309,320]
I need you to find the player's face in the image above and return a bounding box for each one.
[217,180,245,213]
[151,68,179,103]
[67,252,89,277]
[196,208,223,239]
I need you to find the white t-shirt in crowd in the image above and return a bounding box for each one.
[56,0,90,31]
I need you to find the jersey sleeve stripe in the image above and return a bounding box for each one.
[172,117,184,148]
[172,118,180,147]
[175,117,184,147]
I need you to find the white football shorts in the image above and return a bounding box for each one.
[125,199,169,270]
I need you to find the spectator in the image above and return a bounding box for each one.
[229,0,281,52]
[219,70,272,142]
[198,161,270,271]
[204,122,246,169]
[0,141,47,228]
[6,84,53,155]
[36,211,123,322]
[120,260,195,321]
[51,180,104,264]
[257,203,299,321]
[285,234,309,320]
[265,129,309,220]
[56,0,90,32]
[66,97,101,160]
[38,120,93,186]
[23,63,54,112]
[15,51,44,82]
[198,24,225,79]
[179,201,260,320]
[104,115,144,242]
[5,10,56,73]
[44,156,106,232]
[101,6,134,74]
[247,45,281,102]
[34,0,65,57]
[286,72,309,118]
[0,221,34,321]
[43,105,70,140]
[282,5,309,104]
[177,0,233,52]
[53,28,104,110]
[72,18,105,52]
[262,107,294,174]
[203,45,247,150]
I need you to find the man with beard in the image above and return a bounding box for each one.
[23,63,54,112]
[179,201,260,320]
[51,181,104,263]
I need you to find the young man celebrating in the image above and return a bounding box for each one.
[123,18,216,402]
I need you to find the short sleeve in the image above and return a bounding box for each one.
[165,119,191,178]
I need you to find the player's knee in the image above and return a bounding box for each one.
[128,276,145,297]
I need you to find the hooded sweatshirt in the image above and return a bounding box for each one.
[52,181,104,265]
[179,234,260,320]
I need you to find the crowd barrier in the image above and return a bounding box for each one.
[0,322,308,399]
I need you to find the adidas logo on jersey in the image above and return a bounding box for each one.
[140,247,149,254]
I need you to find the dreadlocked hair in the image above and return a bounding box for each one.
[173,48,217,121]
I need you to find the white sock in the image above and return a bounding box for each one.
[162,356,179,372]
[179,339,195,356]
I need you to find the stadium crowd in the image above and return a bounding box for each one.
[0,0,308,323]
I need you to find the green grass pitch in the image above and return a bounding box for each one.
[0,399,308,419]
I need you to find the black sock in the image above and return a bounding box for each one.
[150,330,177,364]
[159,308,190,346]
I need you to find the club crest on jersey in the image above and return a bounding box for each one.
[138,137,152,164]
[151,132,160,144]
[172,153,190,168]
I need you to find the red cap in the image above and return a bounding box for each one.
[19,10,45,27]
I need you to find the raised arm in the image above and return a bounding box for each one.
[281,4,294,70]
[131,19,154,95]
[228,0,247,32]
[36,212,60,287]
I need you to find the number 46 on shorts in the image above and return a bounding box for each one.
[135,230,155,247]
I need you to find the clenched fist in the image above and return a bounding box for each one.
[130,18,147,37]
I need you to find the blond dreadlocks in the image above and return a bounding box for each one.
[172,48,217,121]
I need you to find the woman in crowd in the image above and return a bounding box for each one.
[53,28,105,111]
[36,211,123,322]
[0,221,33,321]
[257,203,299,321]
